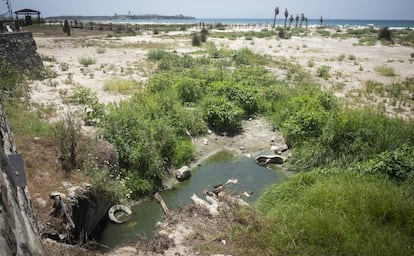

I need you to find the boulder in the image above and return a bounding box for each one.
[175,166,191,181]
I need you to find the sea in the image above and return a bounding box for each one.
[107,18,414,29]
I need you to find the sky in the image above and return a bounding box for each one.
[3,0,414,20]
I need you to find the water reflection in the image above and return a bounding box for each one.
[98,151,286,249]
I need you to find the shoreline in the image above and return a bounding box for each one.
[38,18,414,30]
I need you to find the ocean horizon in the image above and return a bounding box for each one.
[99,18,414,29]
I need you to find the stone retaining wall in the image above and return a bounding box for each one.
[0,32,43,70]
[0,100,46,255]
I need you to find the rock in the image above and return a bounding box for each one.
[176,166,191,181]
[61,181,72,188]
[35,198,47,208]
[203,138,209,145]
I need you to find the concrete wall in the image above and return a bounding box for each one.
[0,32,43,70]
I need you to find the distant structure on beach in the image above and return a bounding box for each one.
[47,13,195,21]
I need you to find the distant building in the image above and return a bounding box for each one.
[14,8,41,25]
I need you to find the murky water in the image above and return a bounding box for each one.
[97,150,286,250]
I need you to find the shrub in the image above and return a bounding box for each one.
[123,170,155,198]
[377,27,393,41]
[316,65,330,80]
[172,140,195,167]
[280,94,329,146]
[146,72,176,92]
[347,54,356,61]
[352,145,414,181]
[54,114,80,173]
[101,90,206,196]
[200,28,208,43]
[374,65,397,77]
[278,29,290,39]
[96,47,106,54]
[192,33,201,46]
[210,81,259,114]
[69,85,97,105]
[202,96,243,133]
[78,56,96,66]
[215,22,225,30]
[173,76,205,103]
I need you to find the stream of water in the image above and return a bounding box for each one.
[97,150,286,250]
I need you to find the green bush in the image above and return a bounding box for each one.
[173,76,205,103]
[210,81,259,114]
[146,72,176,92]
[101,90,206,197]
[352,145,414,181]
[202,96,243,133]
[280,94,330,146]
[173,140,195,167]
[231,66,277,87]
[123,170,155,198]
[69,85,97,105]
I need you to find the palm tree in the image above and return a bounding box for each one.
[289,15,294,28]
[300,13,305,28]
[295,14,299,27]
[284,9,289,27]
[320,16,323,27]
[272,6,280,28]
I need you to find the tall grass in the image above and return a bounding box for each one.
[241,171,414,256]
[374,65,397,77]
[104,78,141,94]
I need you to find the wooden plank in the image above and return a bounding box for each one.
[154,192,169,215]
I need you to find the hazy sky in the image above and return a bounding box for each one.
[4,0,414,20]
